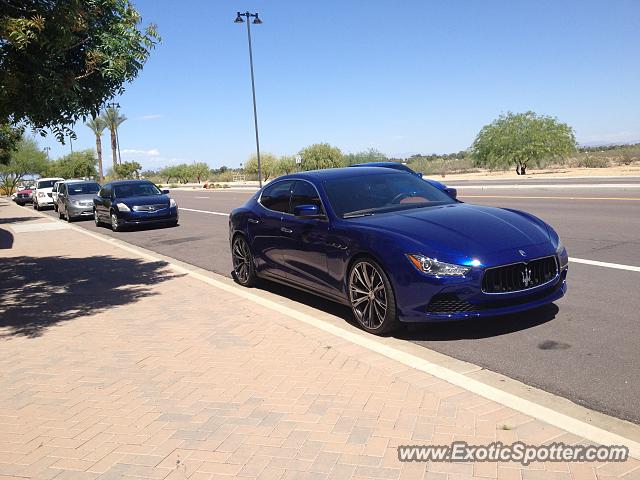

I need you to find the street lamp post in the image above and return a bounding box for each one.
[234,11,263,187]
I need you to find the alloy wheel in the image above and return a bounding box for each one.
[349,261,388,330]
[110,213,119,232]
[232,236,253,286]
[94,210,100,226]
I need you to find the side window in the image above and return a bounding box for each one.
[60,184,66,195]
[259,180,294,213]
[291,181,324,212]
[100,186,112,198]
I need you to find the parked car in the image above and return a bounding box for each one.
[13,185,34,205]
[349,162,458,199]
[33,177,64,210]
[57,180,101,222]
[229,167,568,335]
[51,181,64,211]
[93,180,179,231]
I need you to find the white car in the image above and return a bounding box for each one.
[52,180,64,212]
[33,177,64,211]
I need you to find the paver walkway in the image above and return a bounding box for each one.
[1,199,639,480]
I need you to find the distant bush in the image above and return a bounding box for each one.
[406,157,479,176]
[573,155,609,168]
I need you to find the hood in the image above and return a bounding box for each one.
[350,203,552,264]
[117,194,169,206]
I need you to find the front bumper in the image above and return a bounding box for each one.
[116,207,179,226]
[396,260,568,323]
[67,204,94,218]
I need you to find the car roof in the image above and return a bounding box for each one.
[277,166,407,182]
[63,179,98,184]
[37,177,64,182]
[107,179,153,186]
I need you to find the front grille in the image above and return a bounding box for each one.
[133,204,166,212]
[17,193,28,198]
[426,294,477,314]
[47,192,53,197]
[482,256,558,293]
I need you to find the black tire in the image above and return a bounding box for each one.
[231,235,257,287]
[54,203,58,212]
[58,209,64,220]
[94,209,103,227]
[348,258,399,335]
[110,211,121,232]
[66,212,73,223]
[33,200,39,210]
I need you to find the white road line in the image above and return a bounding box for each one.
[180,207,228,216]
[194,196,211,199]
[178,208,640,273]
[451,183,640,189]
[570,257,640,272]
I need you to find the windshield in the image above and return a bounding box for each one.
[37,180,58,189]
[68,183,100,195]
[324,172,456,218]
[113,182,161,198]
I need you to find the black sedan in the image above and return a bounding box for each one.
[93,180,179,231]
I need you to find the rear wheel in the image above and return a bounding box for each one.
[348,258,398,335]
[232,235,257,287]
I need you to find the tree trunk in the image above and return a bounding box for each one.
[95,135,104,183]
[110,128,118,173]
[515,165,521,175]
[520,164,527,175]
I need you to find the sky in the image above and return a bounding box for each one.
[39,0,640,170]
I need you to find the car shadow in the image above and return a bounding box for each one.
[95,221,179,232]
[240,274,559,340]
[0,216,41,224]
[0,255,182,339]
[396,303,559,341]
[0,227,13,249]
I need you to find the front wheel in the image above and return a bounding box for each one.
[33,200,39,211]
[110,212,121,232]
[348,258,399,335]
[231,235,257,287]
[94,209,102,227]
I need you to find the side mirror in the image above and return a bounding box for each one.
[444,187,457,199]
[416,172,424,179]
[294,204,322,218]
[162,189,170,194]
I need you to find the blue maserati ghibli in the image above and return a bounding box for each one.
[229,167,568,334]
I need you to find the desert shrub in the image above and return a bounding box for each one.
[574,155,609,168]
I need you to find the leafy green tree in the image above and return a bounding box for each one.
[244,153,277,181]
[101,106,126,172]
[0,137,47,195]
[160,165,180,183]
[85,116,107,182]
[48,150,97,179]
[190,162,210,183]
[342,148,388,166]
[114,160,141,179]
[298,143,343,171]
[0,124,23,165]
[471,111,576,175]
[274,155,297,176]
[0,0,159,148]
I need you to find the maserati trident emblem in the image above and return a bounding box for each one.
[518,249,527,257]
[522,267,532,287]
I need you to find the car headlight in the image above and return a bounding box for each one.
[169,198,177,208]
[556,240,569,268]
[116,202,131,212]
[406,254,471,277]
[37,192,45,197]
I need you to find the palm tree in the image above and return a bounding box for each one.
[101,106,127,172]
[86,116,107,182]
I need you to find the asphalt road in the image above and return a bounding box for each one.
[36,180,640,424]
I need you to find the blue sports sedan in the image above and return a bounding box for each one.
[229,167,568,334]
[93,180,179,231]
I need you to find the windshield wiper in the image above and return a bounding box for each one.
[343,211,376,218]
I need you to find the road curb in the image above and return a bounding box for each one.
[14,200,640,459]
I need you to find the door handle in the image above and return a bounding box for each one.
[248,218,260,224]
[280,227,293,234]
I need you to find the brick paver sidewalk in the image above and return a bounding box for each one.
[0,200,638,480]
